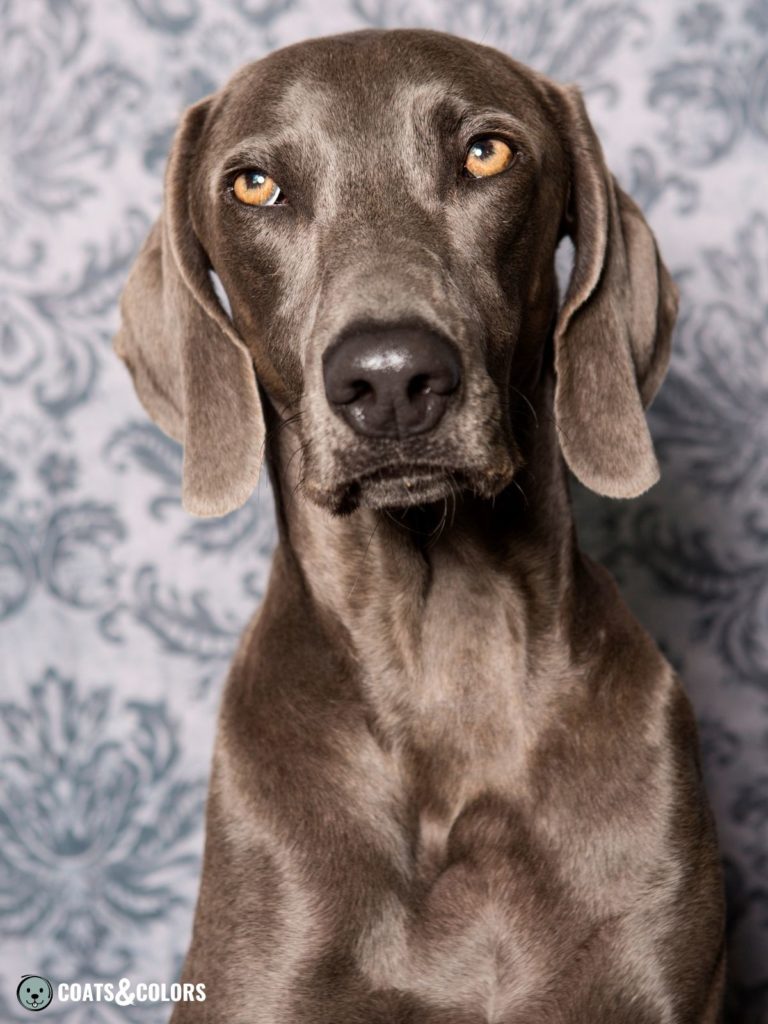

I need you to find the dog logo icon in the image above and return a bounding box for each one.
[16,976,53,1012]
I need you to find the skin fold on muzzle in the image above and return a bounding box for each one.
[115,28,725,1024]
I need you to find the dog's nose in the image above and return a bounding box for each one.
[323,326,461,438]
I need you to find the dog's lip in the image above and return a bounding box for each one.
[349,463,468,511]
[354,463,459,486]
[304,462,463,509]
[339,462,480,499]
[304,458,517,514]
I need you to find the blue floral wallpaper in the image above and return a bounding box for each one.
[0,0,766,1020]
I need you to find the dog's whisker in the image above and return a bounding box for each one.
[509,385,539,429]
[270,410,304,437]
[425,497,449,547]
[346,515,381,600]
[510,477,529,509]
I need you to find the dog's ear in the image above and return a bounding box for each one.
[549,84,678,498]
[114,97,264,517]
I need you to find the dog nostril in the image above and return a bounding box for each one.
[350,379,373,402]
[408,373,432,399]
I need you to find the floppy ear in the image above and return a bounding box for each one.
[114,97,264,517]
[550,85,678,498]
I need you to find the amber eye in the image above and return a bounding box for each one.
[463,137,515,178]
[233,169,283,206]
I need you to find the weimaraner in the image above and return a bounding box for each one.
[115,28,726,1023]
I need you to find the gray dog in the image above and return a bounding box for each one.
[115,28,726,1024]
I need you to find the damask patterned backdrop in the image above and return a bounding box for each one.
[0,0,766,1020]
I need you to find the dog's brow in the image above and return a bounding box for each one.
[458,110,540,158]
[220,138,286,174]
[217,111,538,177]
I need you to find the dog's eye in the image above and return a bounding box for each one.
[463,137,515,178]
[233,170,283,206]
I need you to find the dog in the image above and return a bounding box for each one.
[115,28,726,1023]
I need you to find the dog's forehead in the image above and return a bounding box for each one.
[213,30,549,151]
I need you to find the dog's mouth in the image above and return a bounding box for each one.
[306,460,516,515]
[352,464,464,510]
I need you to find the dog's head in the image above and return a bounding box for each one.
[115,29,677,517]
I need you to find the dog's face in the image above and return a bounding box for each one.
[196,32,564,513]
[116,29,677,518]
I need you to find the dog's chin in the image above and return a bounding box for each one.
[306,463,515,516]
[354,466,461,512]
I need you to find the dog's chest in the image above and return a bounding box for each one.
[344,561,676,1018]
[351,553,566,875]
[350,666,676,1023]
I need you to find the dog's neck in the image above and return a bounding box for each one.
[273,371,574,649]
[265,373,587,815]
